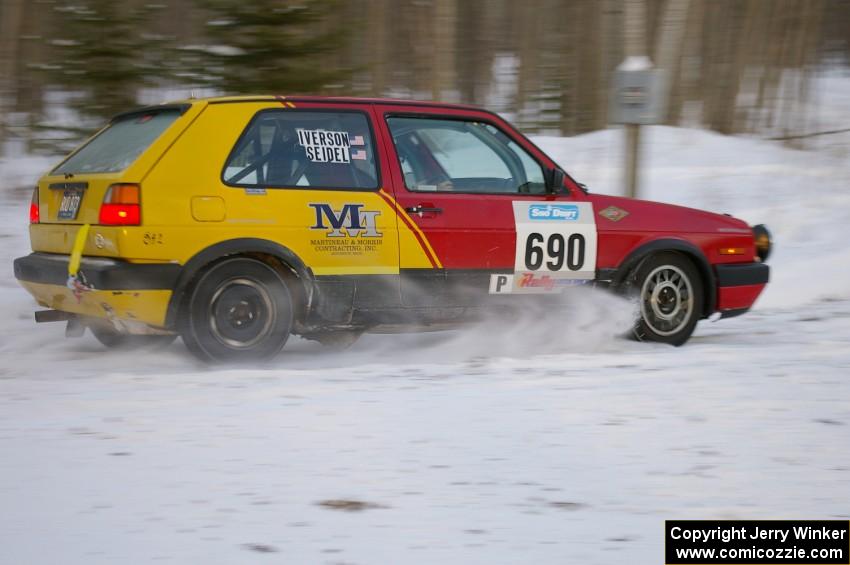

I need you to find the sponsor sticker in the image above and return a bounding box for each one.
[512,201,597,281]
[297,129,351,163]
[489,272,588,294]
[598,205,629,222]
[528,203,579,221]
[309,203,383,256]
[489,274,514,294]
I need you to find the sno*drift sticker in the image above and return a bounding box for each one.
[528,203,580,221]
[297,129,351,163]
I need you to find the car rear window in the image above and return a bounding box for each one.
[53,109,183,175]
[223,110,379,190]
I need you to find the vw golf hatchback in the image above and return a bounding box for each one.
[14,96,771,362]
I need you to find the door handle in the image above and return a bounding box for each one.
[404,204,443,217]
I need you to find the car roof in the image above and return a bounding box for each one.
[112,96,499,125]
[170,94,485,112]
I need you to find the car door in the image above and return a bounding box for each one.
[215,101,403,317]
[373,104,597,307]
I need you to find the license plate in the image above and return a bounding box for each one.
[58,188,83,220]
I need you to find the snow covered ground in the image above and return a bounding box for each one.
[1,126,850,565]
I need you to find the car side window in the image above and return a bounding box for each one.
[386,117,546,194]
[223,110,379,190]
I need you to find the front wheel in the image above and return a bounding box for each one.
[630,252,703,346]
[179,257,294,363]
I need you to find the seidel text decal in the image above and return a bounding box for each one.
[297,129,351,163]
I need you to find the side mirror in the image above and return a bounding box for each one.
[546,168,565,194]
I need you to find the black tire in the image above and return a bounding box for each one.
[88,321,177,350]
[629,252,703,346]
[179,257,293,363]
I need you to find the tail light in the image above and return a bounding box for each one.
[99,183,140,225]
[29,187,39,224]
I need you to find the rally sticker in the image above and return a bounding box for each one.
[489,201,597,294]
[488,272,588,294]
[297,129,351,163]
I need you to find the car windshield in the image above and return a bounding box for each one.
[53,109,182,175]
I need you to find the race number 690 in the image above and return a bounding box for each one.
[524,232,586,271]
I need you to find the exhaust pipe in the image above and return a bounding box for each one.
[34,310,85,338]
[34,310,74,323]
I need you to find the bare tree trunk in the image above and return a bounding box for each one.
[797,0,825,147]
[733,0,767,133]
[669,0,702,125]
[0,0,26,149]
[777,0,822,148]
[368,0,388,96]
[773,0,799,137]
[558,0,578,135]
[456,0,500,105]
[432,0,457,101]
[725,0,753,133]
[514,0,542,123]
[653,0,690,124]
[624,0,647,56]
[702,0,746,134]
[758,0,794,131]
[408,1,434,96]
[597,0,620,128]
[623,0,646,198]
[573,0,602,133]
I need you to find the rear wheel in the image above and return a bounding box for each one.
[630,252,703,346]
[179,257,293,363]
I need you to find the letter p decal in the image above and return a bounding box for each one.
[489,274,513,294]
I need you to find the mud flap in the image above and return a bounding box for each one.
[65,316,86,338]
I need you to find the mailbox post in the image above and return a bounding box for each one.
[610,57,665,198]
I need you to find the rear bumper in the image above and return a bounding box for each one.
[715,262,769,317]
[13,253,179,328]
[13,252,180,290]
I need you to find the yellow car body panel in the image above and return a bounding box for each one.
[20,282,171,327]
[20,98,434,330]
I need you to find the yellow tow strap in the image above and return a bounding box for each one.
[68,223,90,277]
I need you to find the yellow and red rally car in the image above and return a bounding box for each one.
[14,96,771,362]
